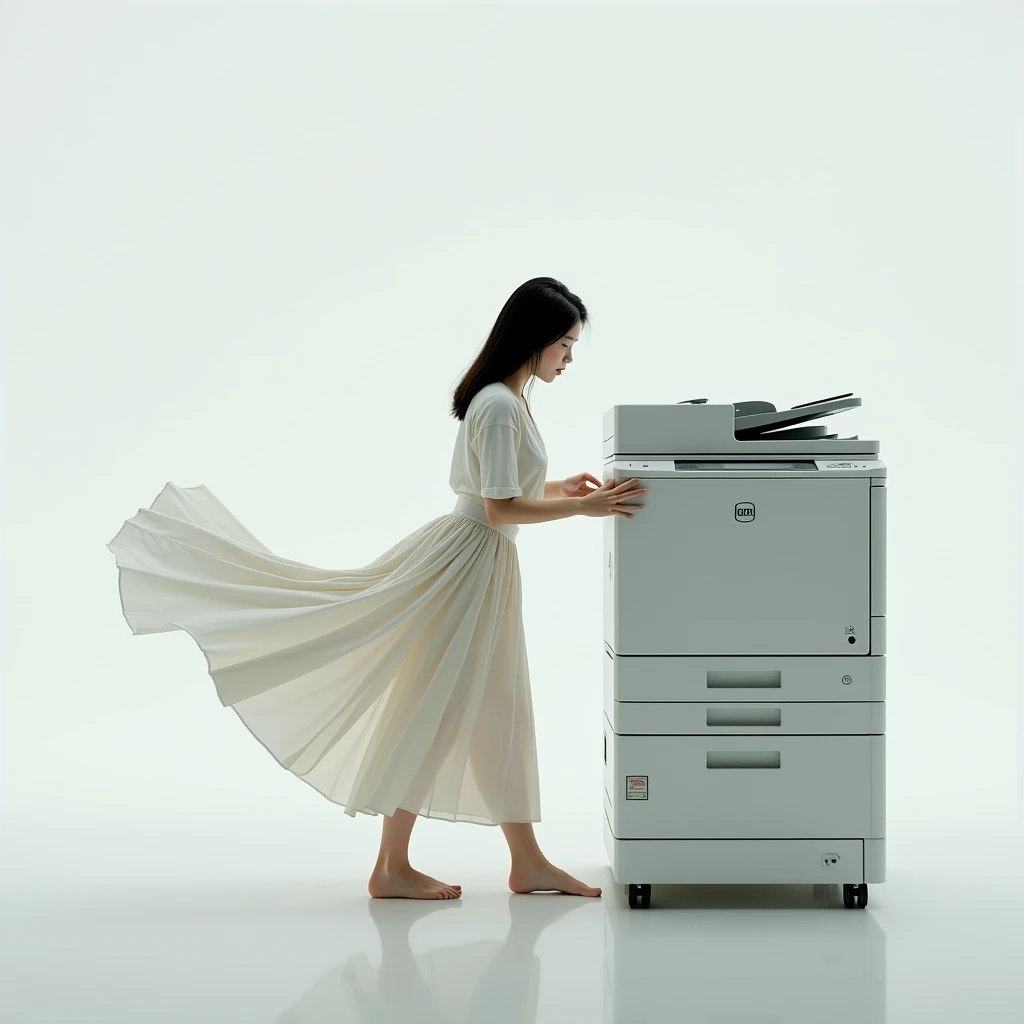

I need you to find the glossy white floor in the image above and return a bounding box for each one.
[3,815,1022,1023]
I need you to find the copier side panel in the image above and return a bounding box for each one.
[603,711,616,810]
[603,511,618,649]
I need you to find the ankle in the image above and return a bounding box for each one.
[372,856,410,875]
[510,853,547,873]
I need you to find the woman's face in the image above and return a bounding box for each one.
[535,322,579,383]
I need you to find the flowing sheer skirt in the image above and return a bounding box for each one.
[106,484,540,825]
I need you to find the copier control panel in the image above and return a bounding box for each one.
[610,460,884,476]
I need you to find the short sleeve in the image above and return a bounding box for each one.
[470,420,523,498]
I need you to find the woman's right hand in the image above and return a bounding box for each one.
[578,478,648,519]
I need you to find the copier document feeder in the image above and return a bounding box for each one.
[602,394,886,909]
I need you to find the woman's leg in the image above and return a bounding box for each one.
[500,821,602,897]
[374,807,418,870]
[499,821,544,867]
[367,808,462,900]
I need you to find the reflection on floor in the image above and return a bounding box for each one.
[3,825,1022,1023]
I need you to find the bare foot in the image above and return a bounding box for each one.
[508,860,602,897]
[368,865,462,900]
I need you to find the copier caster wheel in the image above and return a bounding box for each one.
[626,883,651,909]
[843,883,868,909]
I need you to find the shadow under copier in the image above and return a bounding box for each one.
[271,879,885,1024]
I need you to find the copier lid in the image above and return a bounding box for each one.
[679,393,861,440]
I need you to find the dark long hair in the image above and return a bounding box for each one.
[450,277,589,421]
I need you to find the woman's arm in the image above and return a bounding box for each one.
[543,479,564,499]
[487,495,581,526]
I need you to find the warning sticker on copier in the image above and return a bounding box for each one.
[626,776,648,800]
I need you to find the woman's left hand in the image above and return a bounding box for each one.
[558,472,603,498]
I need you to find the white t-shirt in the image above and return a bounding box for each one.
[449,382,548,502]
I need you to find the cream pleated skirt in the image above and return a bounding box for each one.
[106,485,540,826]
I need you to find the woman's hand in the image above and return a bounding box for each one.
[557,472,603,498]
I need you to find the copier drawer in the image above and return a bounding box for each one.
[607,700,885,734]
[605,732,885,840]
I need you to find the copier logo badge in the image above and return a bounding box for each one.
[735,502,755,522]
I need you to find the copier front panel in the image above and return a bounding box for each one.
[607,477,871,655]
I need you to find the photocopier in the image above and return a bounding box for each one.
[602,394,885,910]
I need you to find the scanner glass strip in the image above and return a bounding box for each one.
[674,460,819,471]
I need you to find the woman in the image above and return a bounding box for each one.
[106,276,648,900]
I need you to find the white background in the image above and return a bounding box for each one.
[2,0,1021,966]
